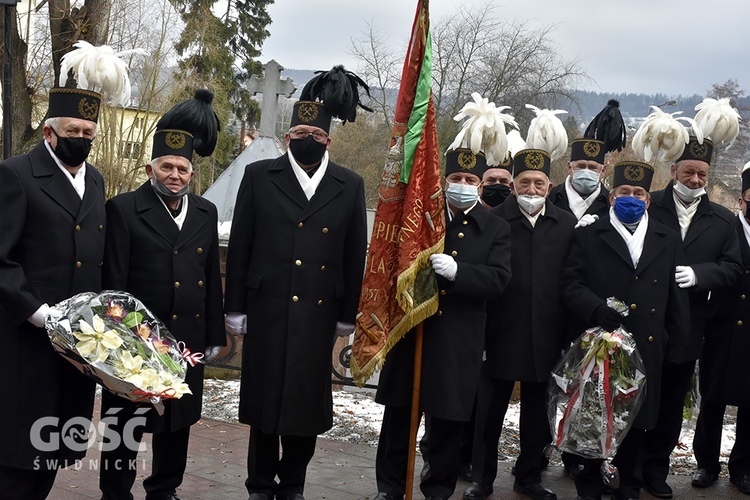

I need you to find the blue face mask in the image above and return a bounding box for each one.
[613,196,646,224]
[445,182,478,209]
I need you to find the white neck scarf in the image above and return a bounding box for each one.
[672,191,700,240]
[45,139,86,199]
[564,175,602,220]
[609,207,648,268]
[156,193,189,230]
[289,150,329,200]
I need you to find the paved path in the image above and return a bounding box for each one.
[49,417,746,499]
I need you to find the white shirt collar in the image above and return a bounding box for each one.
[44,139,86,199]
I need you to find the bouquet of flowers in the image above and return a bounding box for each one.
[45,290,201,415]
[547,298,646,485]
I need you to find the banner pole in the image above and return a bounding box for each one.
[405,321,425,500]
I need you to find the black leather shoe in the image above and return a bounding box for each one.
[276,495,304,500]
[691,468,719,488]
[372,493,403,500]
[513,481,557,500]
[643,478,672,499]
[248,494,271,500]
[459,463,473,482]
[731,474,750,495]
[462,482,492,499]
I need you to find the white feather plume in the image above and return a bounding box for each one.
[524,104,568,160]
[448,92,519,166]
[507,129,526,158]
[59,41,148,107]
[694,97,741,148]
[631,106,701,163]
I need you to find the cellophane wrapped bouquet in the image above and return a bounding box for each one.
[45,291,195,415]
[547,297,646,485]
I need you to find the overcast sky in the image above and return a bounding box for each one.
[258,0,749,97]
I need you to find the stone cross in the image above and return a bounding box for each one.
[247,59,297,138]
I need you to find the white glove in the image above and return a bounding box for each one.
[27,303,60,328]
[575,213,599,229]
[430,253,458,281]
[334,321,355,338]
[675,265,697,288]
[225,313,247,335]
[204,345,223,362]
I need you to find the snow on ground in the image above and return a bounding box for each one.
[202,379,741,476]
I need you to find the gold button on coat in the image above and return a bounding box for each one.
[75,225,81,231]
[195,314,201,319]
[317,300,323,306]
[292,295,299,302]
[295,260,302,266]
[457,232,464,239]
[440,290,446,296]
[98,225,104,231]
[462,220,468,225]
[174,282,181,288]
[451,251,458,257]
[320,265,326,271]
[742,294,747,300]
[650,309,656,315]
[173,250,179,255]
[75,261,82,268]
[630,304,637,310]
[198,280,204,287]
[197,248,203,254]
[648,336,654,343]
[298,222,304,228]
[437,310,442,316]
[322,227,329,234]
[739,320,744,327]
[172,314,178,321]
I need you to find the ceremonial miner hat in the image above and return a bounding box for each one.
[513,104,568,178]
[676,136,714,165]
[152,89,221,161]
[291,65,372,133]
[51,41,145,123]
[676,97,742,165]
[612,160,654,191]
[445,148,488,180]
[742,161,750,193]
[570,99,627,164]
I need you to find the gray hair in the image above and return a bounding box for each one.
[44,116,98,136]
[150,155,193,172]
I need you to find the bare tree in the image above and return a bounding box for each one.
[349,20,402,131]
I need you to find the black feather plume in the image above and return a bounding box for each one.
[583,99,627,153]
[156,89,221,157]
[299,65,373,124]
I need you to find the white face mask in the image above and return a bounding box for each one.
[445,182,479,209]
[570,169,600,195]
[516,194,546,214]
[673,180,706,203]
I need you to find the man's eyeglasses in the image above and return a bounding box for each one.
[289,129,328,142]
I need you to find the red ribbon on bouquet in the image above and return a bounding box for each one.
[177,341,205,367]
[131,388,177,402]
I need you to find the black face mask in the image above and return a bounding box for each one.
[481,183,511,207]
[289,136,327,166]
[151,176,190,203]
[50,128,92,167]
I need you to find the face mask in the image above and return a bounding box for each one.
[151,176,190,203]
[50,127,92,167]
[516,194,546,215]
[570,169,600,196]
[613,196,646,224]
[481,183,511,207]
[445,182,478,209]
[289,136,327,166]
[673,180,706,203]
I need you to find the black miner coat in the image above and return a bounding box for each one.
[649,181,741,362]
[483,198,577,382]
[102,183,226,432]
[224,154,367,436]
[0,141,105,470]
[376,204,512,422]
[701,216,750,407]
[561,216,690,429]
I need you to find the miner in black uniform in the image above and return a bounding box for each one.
[691,161,750,495]
[373,147,512,500]
[464,146,577,500]
[642,136,741,498]
[98,90,226,500]
[224,67,370,500]
[561,160,690,500]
